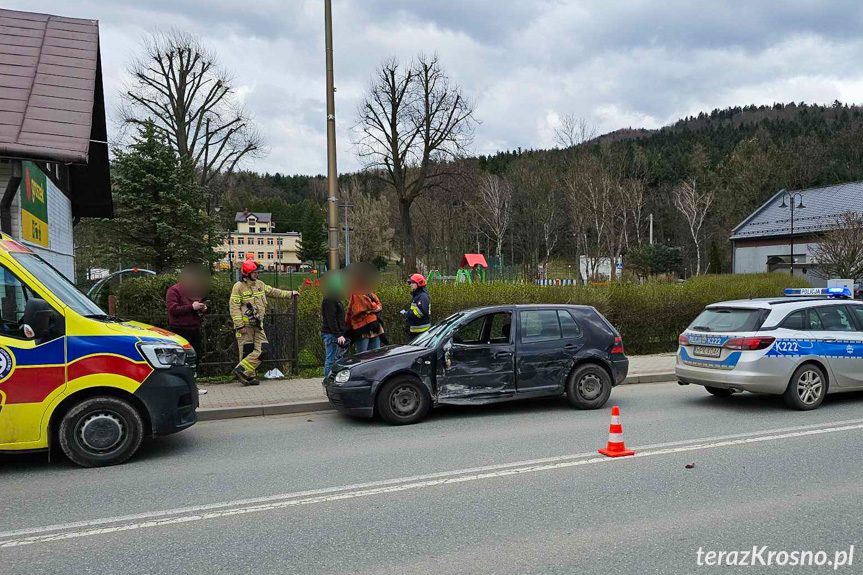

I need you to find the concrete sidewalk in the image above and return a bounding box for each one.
[197,354,676,421]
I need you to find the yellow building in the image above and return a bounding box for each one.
[214,211,302,271]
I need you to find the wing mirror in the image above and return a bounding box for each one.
[21,298,62,342]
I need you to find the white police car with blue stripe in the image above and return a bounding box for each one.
[676,287,863,410]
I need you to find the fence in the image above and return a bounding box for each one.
[126,311,300,378]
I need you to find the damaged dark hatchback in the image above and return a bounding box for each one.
[323,304,628,425]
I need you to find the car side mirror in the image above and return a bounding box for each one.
[21,298,62,342]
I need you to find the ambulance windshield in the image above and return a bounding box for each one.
[11,252,104,316]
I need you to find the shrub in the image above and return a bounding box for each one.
[112,273,807,370]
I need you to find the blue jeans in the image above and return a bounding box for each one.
[355,336,381,353]
[322,334,342,377]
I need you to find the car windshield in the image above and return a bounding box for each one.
[411,312,466,348]
[11,252,104,317]
[688,307,768,333]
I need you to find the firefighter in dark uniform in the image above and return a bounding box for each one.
[230,260,298,385]
[401,273,431,342]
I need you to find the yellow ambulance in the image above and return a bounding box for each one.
[0,235,198,467]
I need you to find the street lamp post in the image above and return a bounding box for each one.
[324,0,340,271]
[339,202,353,266]
[779,190,806,277]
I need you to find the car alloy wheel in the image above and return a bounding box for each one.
[796,369,823,406]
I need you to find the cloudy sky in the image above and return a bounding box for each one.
[13,1,863,175]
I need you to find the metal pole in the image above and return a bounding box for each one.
[325,0,340,271]
[649,213,654,245]
[344,204,350,266]
[789,198,795,277]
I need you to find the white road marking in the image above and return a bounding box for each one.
[3,419,863,548]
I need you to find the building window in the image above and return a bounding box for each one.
[249,227,255,233]
[228,251,234,259]
[267,252,274,259]
[277,239,283,246]
[257,238,264,245]
[258,252,265,259]
[229,237,234,245]
[267,238,274,245]
[238,237,245,245]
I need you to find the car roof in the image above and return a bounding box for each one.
[707,298,861,310]
[459,304,594,314]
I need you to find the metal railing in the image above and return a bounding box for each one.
[125,311,300,377]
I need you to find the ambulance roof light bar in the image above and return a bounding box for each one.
[784,287,851,298]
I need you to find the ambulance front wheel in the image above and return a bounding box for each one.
[58,396,145,468]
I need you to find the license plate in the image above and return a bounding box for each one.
[693,346,721,358]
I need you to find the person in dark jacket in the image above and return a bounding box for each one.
[321,271,348,377]
[401,273,430,342]
[166,264,210,394]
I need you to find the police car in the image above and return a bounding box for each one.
[676,287,863,410]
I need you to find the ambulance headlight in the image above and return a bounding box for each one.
[139,343,187,368]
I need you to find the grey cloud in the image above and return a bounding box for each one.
[13,1,863,175]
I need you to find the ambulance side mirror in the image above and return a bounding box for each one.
[21,298,62,342]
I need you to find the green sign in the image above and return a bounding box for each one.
[20,161,49,248]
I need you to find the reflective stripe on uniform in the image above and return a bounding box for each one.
[409,324,430,333]
[231,295,243,303]
[411,304,423,317]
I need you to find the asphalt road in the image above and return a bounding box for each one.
[3,381,863,574]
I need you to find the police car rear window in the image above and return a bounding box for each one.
[689,308,768,333]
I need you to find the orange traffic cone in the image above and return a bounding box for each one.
[598,405,634,457]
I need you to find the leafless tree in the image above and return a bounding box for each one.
[339,177,395,263]
[554,114,597,148]
[812,212,863,281]
[354,54,477,272]
[121,30,265,209]
[472,174,512,270]
[673,176,714,275]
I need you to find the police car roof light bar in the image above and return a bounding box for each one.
[784,287,851,298]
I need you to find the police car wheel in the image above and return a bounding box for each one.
[783,364,827,411]
[58,397,145,468]
[705,386,733,398]
[376,376,430,425]
[565,364,612,410]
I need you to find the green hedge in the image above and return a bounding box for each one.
[113,273,806,367]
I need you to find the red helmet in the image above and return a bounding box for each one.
[408,273,426,288]
[241,260,262,277]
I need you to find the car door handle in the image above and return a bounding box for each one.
[494,351,513,359]
[564,343,578,349]
[822,337,836,342]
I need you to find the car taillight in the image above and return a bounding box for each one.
[611,335,624,355]
[678,334,689,346]
[723,336,775,351]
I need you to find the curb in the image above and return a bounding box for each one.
[196,371,677,422]
[197,400,333,421]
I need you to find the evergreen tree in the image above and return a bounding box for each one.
[297,201,327,265]
[105,122,221,273]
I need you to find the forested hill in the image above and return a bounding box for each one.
[220,102,863,275]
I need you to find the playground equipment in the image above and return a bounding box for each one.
[428,254,489,285]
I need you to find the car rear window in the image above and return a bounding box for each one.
[688,308,768,333]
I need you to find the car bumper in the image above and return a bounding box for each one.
[134,367,198,436]
[611,357,629,386]
[323,381,375,418]
[675,353,789,394]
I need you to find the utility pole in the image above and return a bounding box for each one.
[324,0,340,271]
[340,202,353,266]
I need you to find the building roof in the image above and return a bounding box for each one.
[0,9,102,163]
[0,8,111,217]
[235,211,272,223]
[730,181,863,241]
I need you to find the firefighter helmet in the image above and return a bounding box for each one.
[241,260,262,277]
[408,273,426,288]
